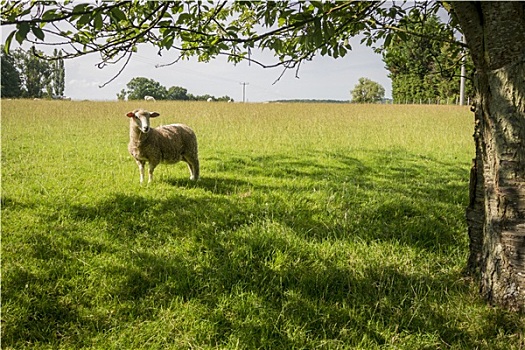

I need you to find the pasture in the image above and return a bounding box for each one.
[2,100,524,349]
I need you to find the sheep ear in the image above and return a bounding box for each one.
[126,112,135,118]
[150,112,160,118]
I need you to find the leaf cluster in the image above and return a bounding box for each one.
[1,1,466,84]
[379,11,474,103]
[2,2,382,77]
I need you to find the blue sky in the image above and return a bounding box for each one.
[64,35,391,102]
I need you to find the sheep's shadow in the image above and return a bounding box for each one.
[165,176,252,196]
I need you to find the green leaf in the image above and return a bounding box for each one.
[384,33,392,48]
[273,38,282,52]
[339,45,347,57]
[77,14,91,27]
[313,18,322,46]
[158,20,172,28]
[177,13,191,23]
[72,3,90,14]
[15,22,30,45]
[31,26,45,41]
[42,9,59,21]
[94,13,103,30]
[171,5,183,14]
[162,35,174,50]
[226,25,240,32]
[397,31,408,42]
[4,30,16,53]
[323,20,335,39]
[333,44,339,58]
[310,1,324,10]
[110,7,126,22]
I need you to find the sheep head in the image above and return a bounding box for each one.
[126,109,160,133]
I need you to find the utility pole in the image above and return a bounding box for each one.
[459,35,466,106]
[240,82,249,103]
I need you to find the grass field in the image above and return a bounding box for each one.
[2,100,524,349]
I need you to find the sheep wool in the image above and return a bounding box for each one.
[127,109,199,183]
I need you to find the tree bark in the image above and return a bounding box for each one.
[451,2,525,312]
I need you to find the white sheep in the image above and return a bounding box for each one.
[207,97,213,102]
[144,95,156,102]
[126,108,199,184]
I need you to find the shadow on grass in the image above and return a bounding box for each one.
[3,149,523,348]
[166,176,253,195]
[189,150,469,251]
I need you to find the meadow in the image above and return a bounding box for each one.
[2,100,524,349]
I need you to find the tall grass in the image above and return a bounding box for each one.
[2,100,524,349]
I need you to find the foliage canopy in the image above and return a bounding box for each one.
[0,46,65,98]
[350,77,385,103]
[381,13,473,103]
[1,1,465,85]
[0,49,21,98]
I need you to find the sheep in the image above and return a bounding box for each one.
[206,97,213,102]
[144,95,156,102]
[126,108,199,184]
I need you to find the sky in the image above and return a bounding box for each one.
[63,36,391,102]
[2,14,391,103]
[3,2,456,103]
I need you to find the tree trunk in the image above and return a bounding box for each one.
[451,2,525,312]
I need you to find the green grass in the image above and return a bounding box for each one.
[2,100,524,349]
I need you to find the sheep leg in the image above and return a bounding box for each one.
[184,156,199,181]
[136,159,146,184]
[191,159,200,181]
[148,162,158,183]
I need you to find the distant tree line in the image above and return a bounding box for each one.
[117,77,233,102]
[1,47,65,99]
[271,99,350,104]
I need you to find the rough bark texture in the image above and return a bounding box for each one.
[451,2,525,312]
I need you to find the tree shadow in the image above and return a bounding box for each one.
[4,150,523,348]
[189,150,469,252]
